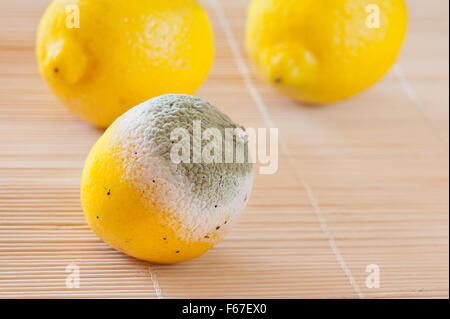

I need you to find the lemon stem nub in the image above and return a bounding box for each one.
[44,38,88,84]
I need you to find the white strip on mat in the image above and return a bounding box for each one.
[209,0,364,299]
[149,266,164,299]
[393,64,445,145]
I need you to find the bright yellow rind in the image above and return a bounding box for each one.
[36,0,214,127]
[246,0,408,103]
[81,124,213,264]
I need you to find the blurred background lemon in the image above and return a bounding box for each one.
[36,0,214,128]
[246,0,408,104]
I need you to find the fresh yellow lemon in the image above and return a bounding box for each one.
[246,0,408,103]
[81,94,254,264]
[36,0,214,128]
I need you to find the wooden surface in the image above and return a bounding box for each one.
[0,0,448,298]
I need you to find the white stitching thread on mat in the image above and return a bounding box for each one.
[394,64,445,145]
[209,0,364,298]
[149,266,164,299]
[303,183,363,298]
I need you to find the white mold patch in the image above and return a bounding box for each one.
[112,94,254,242]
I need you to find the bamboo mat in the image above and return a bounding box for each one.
[0,0,448,298]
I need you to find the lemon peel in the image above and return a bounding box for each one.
[81,95,254,263]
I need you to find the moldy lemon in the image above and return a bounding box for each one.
[36,0,214,128]
[246,0,408,104]
[81,94,254,263]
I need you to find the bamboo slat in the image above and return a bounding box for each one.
[0,0,448,298]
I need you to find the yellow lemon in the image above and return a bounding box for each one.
[81,94,254,263]
[246,0,408,103]
[36,0,214,128]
